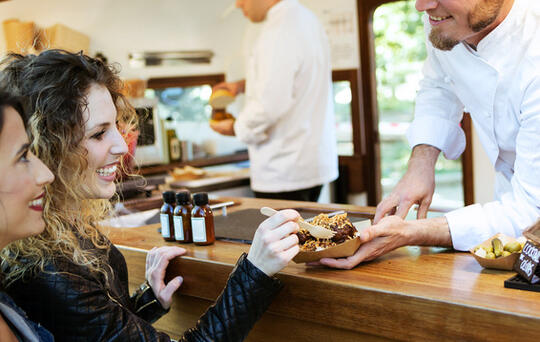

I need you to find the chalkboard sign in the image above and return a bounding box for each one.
[514,241,540,282]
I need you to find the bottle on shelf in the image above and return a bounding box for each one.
[165,118,181,162]
[173,190,193,243]
[191,192,215,246]
[160,191,176,242]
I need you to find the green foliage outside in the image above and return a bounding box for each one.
[374,0,463,205]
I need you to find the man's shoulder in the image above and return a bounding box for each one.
[268,1,320,31]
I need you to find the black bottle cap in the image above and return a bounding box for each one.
[193,192,209,206]
[175,190,191,204]
[162,191,176,204]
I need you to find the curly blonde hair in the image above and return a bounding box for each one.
[0,50,138,285]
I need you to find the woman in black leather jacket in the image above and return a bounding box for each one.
[0,50,301,342]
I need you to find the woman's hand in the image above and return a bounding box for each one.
[146,246,187,309]
[247,209,300,276]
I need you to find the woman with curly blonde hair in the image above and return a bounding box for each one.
[0,50,301,342]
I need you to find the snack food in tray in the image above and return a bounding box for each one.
[209,110,235,125]
[293,213,364,263]
[169,165,206,181]
[470,233,527,270]
[209,89,235,109]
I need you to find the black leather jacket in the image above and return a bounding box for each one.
[6,236,283,342]
[0,291,54,341]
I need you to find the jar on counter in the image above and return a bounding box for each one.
[191,192,215,246]
[160,191,176,242]
[173,190,193,243]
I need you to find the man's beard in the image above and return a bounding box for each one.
[428,0,504,51]
[429,28,460,51]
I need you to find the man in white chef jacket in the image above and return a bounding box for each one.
[210,0,338,202]
[317,0,540,269]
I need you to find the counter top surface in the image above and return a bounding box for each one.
[106,197,540,341]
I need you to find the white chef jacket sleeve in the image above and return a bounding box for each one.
[406,21,466,160]
[234,30,298,145]
[446,76,540,251]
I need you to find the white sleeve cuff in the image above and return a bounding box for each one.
[234,115,267,145]
[444,204,493,251]
[406,116,466,160]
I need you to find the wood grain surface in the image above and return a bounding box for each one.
[107,197,540,341]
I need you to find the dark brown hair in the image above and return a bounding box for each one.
[0,91,26,133]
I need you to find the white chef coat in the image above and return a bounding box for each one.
[233,0,338,193]
[407,0,540,251]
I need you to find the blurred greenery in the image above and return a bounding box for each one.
[374,0,463,206]
[333,81,354,156]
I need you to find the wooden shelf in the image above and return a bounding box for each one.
[137,152,248,176]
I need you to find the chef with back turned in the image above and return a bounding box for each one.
[210,0,339,202]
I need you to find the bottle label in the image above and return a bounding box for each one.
[191,217,207,243]
[160,213,170,238]
[170,138,181,161]
[173,216,184,241]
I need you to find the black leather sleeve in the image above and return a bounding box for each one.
[7,250,281,342]
[179,253,283,342]
[131,281,170,324]
[6,258,173,342]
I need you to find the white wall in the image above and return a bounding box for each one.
[0,0,248,79]
[0,0,359,79]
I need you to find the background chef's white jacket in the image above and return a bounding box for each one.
[233,0,338,193]
[407,0,540,251]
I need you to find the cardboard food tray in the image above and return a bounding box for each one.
[293,220,371,263]
[469,233,520,270]
[293,236,362,263]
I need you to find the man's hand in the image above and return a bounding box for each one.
[248,209,300,276]
[210,118,235,136]
[212,80,246,96]
[146,246,187,309]
[313,216,451,269]
[314,216,410,269]
[374,144,440,223]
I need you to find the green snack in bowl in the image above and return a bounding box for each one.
[503,241,521,253]
[502,250,511,257]
[485,252,496,259]
[492,238,503,257]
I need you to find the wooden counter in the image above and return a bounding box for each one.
[106,197,540,341]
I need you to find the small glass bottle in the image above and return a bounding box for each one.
[173,190,193,243]
[191,192,215,246]
[160,191,176,242]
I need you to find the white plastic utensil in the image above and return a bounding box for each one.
[260,207,335,239]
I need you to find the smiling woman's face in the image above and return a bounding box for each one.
[81,83,128,199]
[0,106,54,247]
